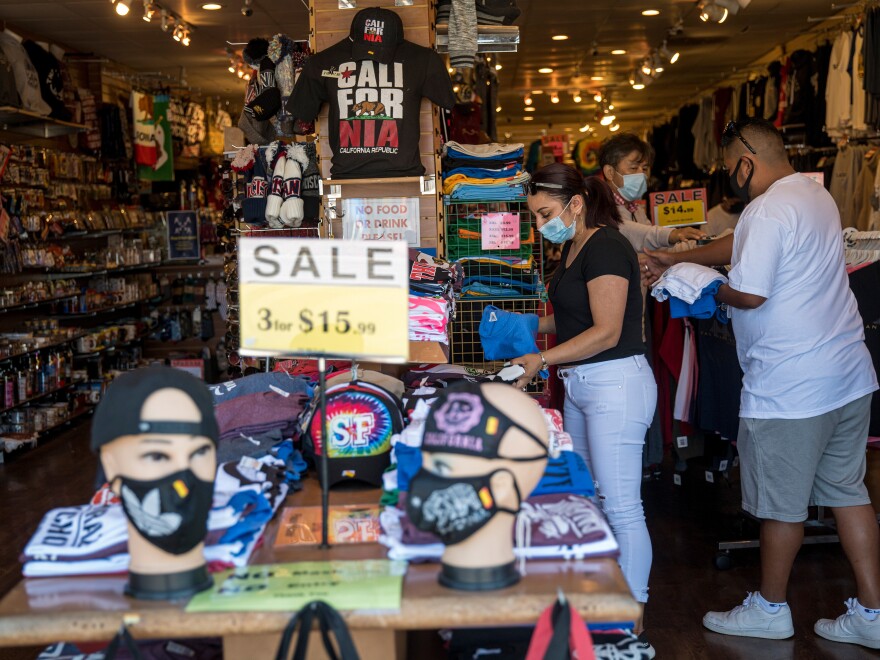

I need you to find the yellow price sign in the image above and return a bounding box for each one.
[650,187,708,228]
[238,238,409,362]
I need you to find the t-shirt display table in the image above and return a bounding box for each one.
[0,481,639,658]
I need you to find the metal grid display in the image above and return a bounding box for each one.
[444,199,545,301]
[451,297,548,392]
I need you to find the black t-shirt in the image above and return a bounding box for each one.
[287,39,454,179]
[548,226,645,365]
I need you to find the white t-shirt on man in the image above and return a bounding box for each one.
[728,173,878,419]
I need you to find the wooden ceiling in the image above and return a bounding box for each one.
[0,0,844,142]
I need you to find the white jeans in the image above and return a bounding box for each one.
[561,354,657,603]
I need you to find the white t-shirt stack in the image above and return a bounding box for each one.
[728,173,879,419]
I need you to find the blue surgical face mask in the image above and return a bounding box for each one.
[538,198,575,244]
[616,171,648,201]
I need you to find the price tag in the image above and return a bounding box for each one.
[481,213,521,250]
[673,474,682,486]
[733,456,739,468]
[676,435,689,449]
[650,187,708,228]
[705,470,715,483]
[719,460,729,472]
[238,238,409,362]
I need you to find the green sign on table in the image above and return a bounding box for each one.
[185,560,407,613]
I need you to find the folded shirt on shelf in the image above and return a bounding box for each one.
[409,295,450,344]
[214,391,310,443]
[209,371,313,405]
[379,492,618,562]
[443,172,530,198]
[444,163,523,180]
[442,141,525,162]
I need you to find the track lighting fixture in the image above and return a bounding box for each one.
[579,123,591,133]
[181,28,191,46]
[573,91,582,103]
[172,24,184,41]
[142,0,157,21]
[600,114,615,126]
[160,9,172,31]
[609,124,620,132]
[115,0,132,16]
[551,92,560,104]
[524,94,533,106]
[593,92,603,103]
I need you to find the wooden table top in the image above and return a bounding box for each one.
[0,478,639,647]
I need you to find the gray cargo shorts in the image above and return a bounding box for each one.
[738,394,873,523]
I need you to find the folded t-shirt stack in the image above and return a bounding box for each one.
[214,390,310,445]
[455,255,542,297]
[20,455,290,578]
[442,141,528,201]
[651,263,730,323]
[408,250,460,345]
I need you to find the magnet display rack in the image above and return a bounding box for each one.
[312,0,448,365]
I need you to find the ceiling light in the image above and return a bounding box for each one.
[237,69,244,78]
[115,0,132,15]
[641,62,652,76]
[525,107,535,112]
[670,51,680,64]
[201,2,222,8]
[579,123,591,133]
[531,90,544,95]
[447,67,454,73]
[538,67,554,74]
[642,9,660,16]
[228,64,236,73]
[524,94,533,106]
[565,127,572,132]
[591,76,604,81]
[182,29,191,46]
[551,92,560,104]
[524,116,534,121]
[495,64,502,70]
[593,92,603,103]
[628,71,636,85]
[496,106,502,112]
[172,24,184,41]
[633,83,645,90]
[552,35,569,41]
[600,115,616,126]
[699,1,731,23]
[608,104,615,110]
[160,9,172,31]
[243,72,251,81]
[142,1,157,21]
[611,49,626,55]
[655,65,664,73]
[573,92,582,103]
[609,124,621,132]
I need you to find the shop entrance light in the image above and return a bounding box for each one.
[115,0,132,16]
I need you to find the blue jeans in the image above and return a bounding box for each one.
[561,354,657,603]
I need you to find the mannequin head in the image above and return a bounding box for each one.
[92,367,219,600]
[407,382,549,590]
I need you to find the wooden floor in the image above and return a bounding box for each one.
[2,422,880,658]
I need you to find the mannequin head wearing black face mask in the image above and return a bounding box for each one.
[92,367,219,600]
[406,382,549,590]
[721,118,796,205]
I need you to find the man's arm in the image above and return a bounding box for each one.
[716,283,766,309]
[643,233,735,283]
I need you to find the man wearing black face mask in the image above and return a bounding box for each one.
[645,119,880,650]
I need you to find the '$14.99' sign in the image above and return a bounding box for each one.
[239,238,409,362]
[649,187,708,228]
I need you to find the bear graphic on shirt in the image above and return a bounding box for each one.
[336,60,403,155]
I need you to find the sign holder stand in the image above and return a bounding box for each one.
[317,356,330,549]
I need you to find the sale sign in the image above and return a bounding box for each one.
[481,212,521,250]
[341,197,421,246]
[649,187,708,228]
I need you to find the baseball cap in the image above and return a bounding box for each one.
[90,366,219,451]
[349,7,404,65]
[304,381,404,487]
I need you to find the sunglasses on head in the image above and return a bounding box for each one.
[721,121,757,155]
[527,181,564,196]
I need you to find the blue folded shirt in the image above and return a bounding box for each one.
[479,306,549,378]
[668,280,729,324]
[531,451,595,497]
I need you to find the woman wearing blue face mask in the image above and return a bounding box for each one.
[600,133,706,251]
[512,162,657,655]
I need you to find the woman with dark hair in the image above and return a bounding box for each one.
[512,162,657,653]
[599,133,705,251]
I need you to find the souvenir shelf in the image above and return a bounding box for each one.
[0,106,87,139]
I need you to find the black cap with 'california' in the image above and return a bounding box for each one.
[90,366,219,452]
[349,7,404,65]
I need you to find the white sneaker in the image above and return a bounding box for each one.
[702,592,794,639]
[814,598,880,649]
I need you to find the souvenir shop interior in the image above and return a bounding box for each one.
[0,0,879,658]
